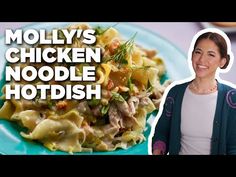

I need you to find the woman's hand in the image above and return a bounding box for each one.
[152,149,163,155]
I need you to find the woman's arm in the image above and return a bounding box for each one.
[226,89,236,155]
[227,115,236,155]
[152,89,175,155]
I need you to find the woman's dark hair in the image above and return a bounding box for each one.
[193,32,230,69]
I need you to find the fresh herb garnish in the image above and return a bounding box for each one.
[101,105,110,116]
[94,23,119,36]
[111,33,137,66]
[47,100,56,109]
[111,92,125,102]
[88,97,100,107]
[94,26,107,35]
[127,78,134,92]
[147,79,154,92]
[34,90,41,103]
[58,29,66,40]
[120,92,130,101]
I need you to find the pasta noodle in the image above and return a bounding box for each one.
[0,23,170,153]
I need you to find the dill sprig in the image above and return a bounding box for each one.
[94,23,119,35]
[111,33,137,65]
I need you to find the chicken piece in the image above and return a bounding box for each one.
[91,105,102,117]
[108,103,123,128]
[115,101,133,117]
[128,96,139,115]
[77,101,92,114]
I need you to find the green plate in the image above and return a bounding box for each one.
[0,23,190,155]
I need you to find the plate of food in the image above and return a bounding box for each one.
[201,22,236,33]
[0,22,191,155]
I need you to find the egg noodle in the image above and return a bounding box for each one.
[0,23,170,153]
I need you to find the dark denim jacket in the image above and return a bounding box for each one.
[152,81,236,155]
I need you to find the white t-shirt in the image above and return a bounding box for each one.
[179,86,218,155]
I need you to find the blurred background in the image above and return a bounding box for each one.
[1,22,235,84]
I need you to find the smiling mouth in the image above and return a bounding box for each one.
[197,64,208,69]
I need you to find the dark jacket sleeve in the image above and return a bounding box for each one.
[152,87,176,155]
[226,89,236,155]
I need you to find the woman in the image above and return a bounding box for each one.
[151,29,236,155]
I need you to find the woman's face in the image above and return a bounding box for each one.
[192,39,226,79]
